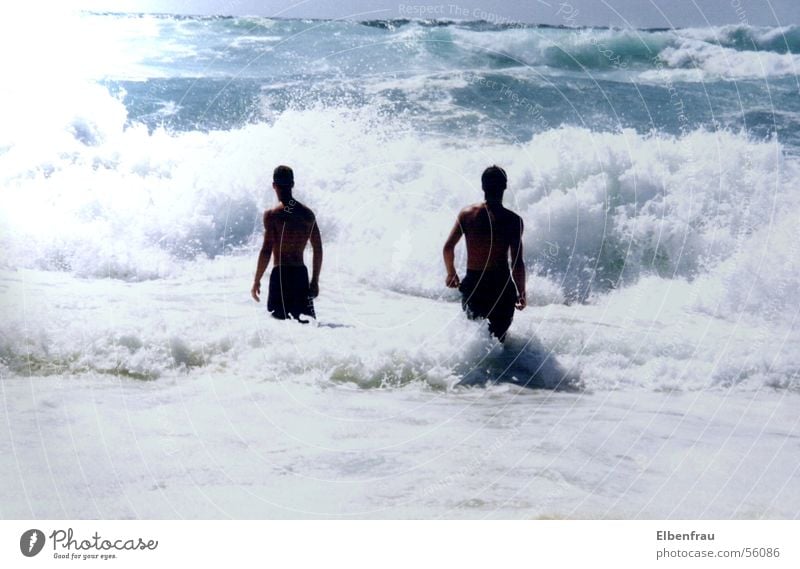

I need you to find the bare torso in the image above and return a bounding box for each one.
[265,200,316,266]
[460,203,522,271]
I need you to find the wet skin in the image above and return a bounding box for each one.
[443,199,526,310]
[251,186,322,302]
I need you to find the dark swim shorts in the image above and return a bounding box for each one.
[267,265,316,322]
[459,269,517,340]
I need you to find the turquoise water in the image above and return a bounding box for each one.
[104,16,800,146]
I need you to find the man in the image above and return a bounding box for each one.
[251,165,322,321]
[443,165,526,341]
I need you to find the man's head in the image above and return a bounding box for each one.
[273,165,294,201]
[481,165,507,203]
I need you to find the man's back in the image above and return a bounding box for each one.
[442,165,526,341]
[252,165,323,321]
[459,203,523,271]
[265,201,317,267]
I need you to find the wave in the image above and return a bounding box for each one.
[654,38,800,79]
[1,83,799,312]
[361,19,800,53]
[444,26,800,79]
[364,22,800,80]
[1,13,797,393]
[3,266,796,391]
[16,13,796,81]
[680,24,800,54]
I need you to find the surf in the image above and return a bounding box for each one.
[1,11,799,392]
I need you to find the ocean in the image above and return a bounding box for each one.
[1,12,799,519]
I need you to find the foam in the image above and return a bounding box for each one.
[2,261,797,392]
[446,24,800,79]
[2,96,798,392]
[657,38,800,79]
[679,24,800,54]
[2,84,798,305]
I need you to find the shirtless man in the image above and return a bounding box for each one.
[443,165,526,341]
[251,165,322,321]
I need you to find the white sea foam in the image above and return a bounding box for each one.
[678,24,800,54]
[1,85,799,392]
[657,38,800,79]
[446,24,800,79]
[2,84,798,301]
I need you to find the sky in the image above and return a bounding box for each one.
[65,0,800,27]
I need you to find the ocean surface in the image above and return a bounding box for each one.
[1,12,799,518]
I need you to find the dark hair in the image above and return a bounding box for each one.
[481,165,507,199]
[273,165,294,189]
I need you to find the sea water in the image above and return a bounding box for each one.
[0,12,799,518]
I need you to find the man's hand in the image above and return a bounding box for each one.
[445,272,460,289]
[515,292,527,311]
[309,279,319,298]
[251,281,261,302]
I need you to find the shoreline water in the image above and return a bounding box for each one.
[2,368,796,518]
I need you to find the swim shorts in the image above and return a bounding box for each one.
[459,269,517,340]
[267,265,316,322]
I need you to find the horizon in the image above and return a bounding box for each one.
[77,10,777,31]
[61,0,800,28]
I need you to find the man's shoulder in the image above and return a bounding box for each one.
[263,206,282,220]
[265,202,316,223]
[500,209,523,234]
[263,206,287,228]
[288,201,315,223]
[503,208,523,223]
[298,202,316,219]
[459,203,484,218]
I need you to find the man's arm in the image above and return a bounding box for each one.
[443,214,463,288]
[251,211,273,302]
[510,215,526,310]
[309,216,322,298]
